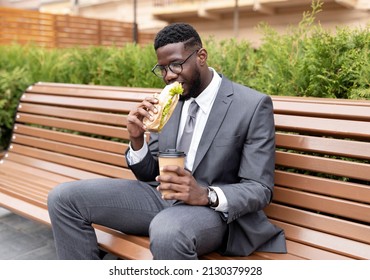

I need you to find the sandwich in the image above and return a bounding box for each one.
[144,81,184,132]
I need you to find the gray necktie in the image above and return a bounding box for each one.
[177,100,199,155]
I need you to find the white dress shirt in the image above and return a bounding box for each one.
[127,68,228,212]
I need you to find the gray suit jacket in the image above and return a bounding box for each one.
[129,76,287,256]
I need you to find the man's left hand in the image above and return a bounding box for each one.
[156,166,208,206]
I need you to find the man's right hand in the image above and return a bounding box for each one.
[127,95,159,150]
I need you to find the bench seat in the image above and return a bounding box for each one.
[1,82,369,260]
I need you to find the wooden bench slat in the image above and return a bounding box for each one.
[201,252,271,260]
[273,187,370,223]
[276,151,369,181]
[31,82,156,91]
[265,204,370,244]
[282,240,353,260]
[275,114,370,139]
[0,186,46,210]
[0,164,68,190]
[17,113,129,139]
[5,152,107,180]
[94,227,153,260]
[0,181,47,208]
[276,133,370,160]
[0,173,50,199]
[28,83,157,101]
[15,125,128,154]
[13,134,127,167]
[0,171,64,203]
[9,146,135,179]
[30,82,158,98]
[274,220,370,259]
[0,192,50,225]
[273,100,370,121]
[203,250,305,260]
[21,94,137,113]
[272,96,370,107]
[275,171,370,204]
[19,103,128,126]
[0,159,74,183]
[0,173,53,197]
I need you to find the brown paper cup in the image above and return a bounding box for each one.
[158,149,186,196]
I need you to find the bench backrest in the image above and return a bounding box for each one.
[269,96,370,259]
[3,82,370,259]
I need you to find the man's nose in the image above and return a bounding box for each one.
[164,67,178,82]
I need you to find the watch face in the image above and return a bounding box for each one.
[208,188,217,206]
[207,188,218,206]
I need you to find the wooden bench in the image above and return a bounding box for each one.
[0,82,369,260]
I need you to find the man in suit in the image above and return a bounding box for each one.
[48,23,286,259]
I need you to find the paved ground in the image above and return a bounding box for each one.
[0,207,57,260]
[0,207,118,260]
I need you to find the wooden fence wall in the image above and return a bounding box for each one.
[0,7,155,48]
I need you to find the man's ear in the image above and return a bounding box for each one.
[197,48,208,66]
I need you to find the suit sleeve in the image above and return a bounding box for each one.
[125,132,160,182]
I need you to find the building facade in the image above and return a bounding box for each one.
[1,0,369,46]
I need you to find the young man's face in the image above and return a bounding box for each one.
[155,42,202,100]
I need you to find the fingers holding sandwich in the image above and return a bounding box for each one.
[127,95,159,147]
[140,95,160,123]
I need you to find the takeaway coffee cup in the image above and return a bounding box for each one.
[158,149,186,195]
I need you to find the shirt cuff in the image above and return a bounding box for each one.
[210,186,228,213]
[126,139,148,165]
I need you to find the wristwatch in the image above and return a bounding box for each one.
[207,187,218,208]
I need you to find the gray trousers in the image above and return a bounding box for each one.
[47,178,227,259]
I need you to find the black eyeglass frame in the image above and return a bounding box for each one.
[151,49,199,78]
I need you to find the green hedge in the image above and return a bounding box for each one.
[0,1,369,150]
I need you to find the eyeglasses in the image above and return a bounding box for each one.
[151,50,199,78]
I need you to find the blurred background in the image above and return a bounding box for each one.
[0,0,369,47]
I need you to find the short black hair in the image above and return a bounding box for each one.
[154,23,202,51]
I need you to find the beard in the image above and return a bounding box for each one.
[180,68,202,101]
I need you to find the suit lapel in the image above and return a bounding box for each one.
[192,77,234,172]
